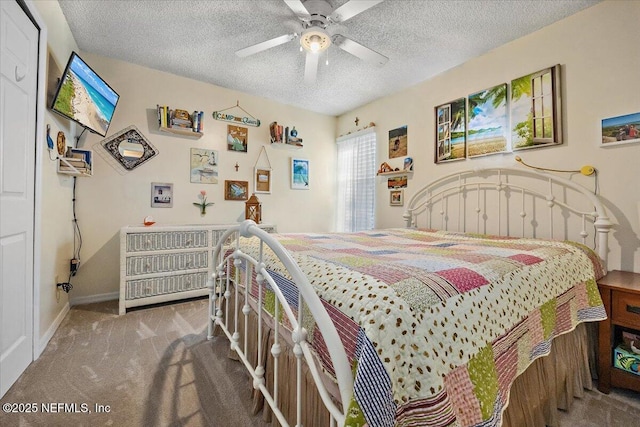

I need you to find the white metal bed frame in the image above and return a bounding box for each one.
[207,166,613,427]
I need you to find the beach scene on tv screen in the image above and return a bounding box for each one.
[53,55,118,135]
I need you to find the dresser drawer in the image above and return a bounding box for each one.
[612,290,640,327]
[125,271,209,300]
[126,230,208,252]
[126,251,209,276]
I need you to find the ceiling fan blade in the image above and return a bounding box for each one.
[333,35,389,66]
[283,0,310,18]
[304,51,319,84]
[330,0,385,23]
[236,33,297,57]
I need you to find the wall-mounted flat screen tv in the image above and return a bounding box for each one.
[50,51,119,137]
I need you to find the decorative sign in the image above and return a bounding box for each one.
[212,111,261,127]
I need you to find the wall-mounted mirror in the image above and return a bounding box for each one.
[118,139,145,159]
[101,125,158,171]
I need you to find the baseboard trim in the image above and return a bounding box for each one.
[37,301,70,358]
[70,292,119,306]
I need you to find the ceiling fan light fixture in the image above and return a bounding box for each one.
[300,28,331,53]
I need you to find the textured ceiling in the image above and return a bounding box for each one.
[57,0,600,116]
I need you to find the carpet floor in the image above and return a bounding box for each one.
[0,298,638,426]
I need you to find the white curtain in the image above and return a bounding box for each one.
[336,128,376,232]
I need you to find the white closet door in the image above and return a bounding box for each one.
[0,0,39,397]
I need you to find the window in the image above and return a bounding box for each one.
[336,128,376,232]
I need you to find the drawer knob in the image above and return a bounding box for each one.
[627,304,640,315]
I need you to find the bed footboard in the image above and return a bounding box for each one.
[207,221,353,427]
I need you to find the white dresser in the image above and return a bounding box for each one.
[119,223,276,315]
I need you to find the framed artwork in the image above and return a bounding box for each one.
[254,167,272,194]
[467,83,508,157]
[291,158,310,190]
[390,190,404,206]
[601,112,640,147]
[435,98,466,163]
[388,126,408,158]
[403,157,414,171]
[387,176,407,189]
[151,182,173,208]
[224,180,249,200]
[190,148,218,184]
[227,124,248,152]
[511,65,562,150]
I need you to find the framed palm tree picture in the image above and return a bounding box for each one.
[467,83,508,157]
[291,158,309,190]
[511,65,562,150]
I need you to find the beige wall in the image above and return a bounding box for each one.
[337,1,640,273]
[33,0,78,348]
[68,53,337,302]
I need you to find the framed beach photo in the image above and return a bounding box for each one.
[254,167,272,194]
[511,65,562,151]
[467,83,508,157]
[151,182,173,208]
[390,190,404,206]
[388,126,408,159]
[224,180,249,200]
[291,158,309,190]
[601,112,640,147]
[435,98,466,163]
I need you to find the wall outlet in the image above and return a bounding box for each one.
[70,258,80,276]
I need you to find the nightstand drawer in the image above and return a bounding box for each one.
[612,291,640,327]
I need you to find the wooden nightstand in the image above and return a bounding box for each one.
[597,270,640,394]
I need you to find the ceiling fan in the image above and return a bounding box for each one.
[235,0,389,84]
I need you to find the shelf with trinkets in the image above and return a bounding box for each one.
[157,105,204,137]
[269,122,303,149]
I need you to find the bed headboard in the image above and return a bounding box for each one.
[403,166,613,269]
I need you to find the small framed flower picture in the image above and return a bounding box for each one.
[390,189,404,206]
[151,182,173,208]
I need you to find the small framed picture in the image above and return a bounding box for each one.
[389,125,408,159]
[224,180,249,200]
[227,125,248,152]
[291,158,309,190]
[390,189,404,206]
[601,112,640,147]
[151,182,173,208]
[254,167,272,194]
[403,157,413,171]
[387,176,407,189]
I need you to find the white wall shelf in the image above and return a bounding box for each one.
[377,170,413,178]
[270,142,303,150]
[159,126,203,138]
[57,148,93,176]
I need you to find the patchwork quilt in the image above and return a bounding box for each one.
[236,228,606,427]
